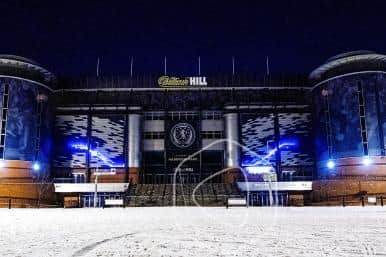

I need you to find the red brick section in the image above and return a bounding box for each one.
[313,179,386,197]
[223,168,240,184]
[128,167,140,184]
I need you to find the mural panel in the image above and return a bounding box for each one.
[240,113,276,167]
[279,113,313,167]
[90,115,125,168]
[328,79,362,158]
[4,80,38,161]
[376,74,386,152]
[363,77,381,156]
[53,115,88,167]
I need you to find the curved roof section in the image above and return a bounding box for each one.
[309,51,386,83]
[0,55,55,86]
[0,55,40,66]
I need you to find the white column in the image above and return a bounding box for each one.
[224,112,240,168]
[128,113,142,168]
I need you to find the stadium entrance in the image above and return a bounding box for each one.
[248,192,289,206]
[142,111,225,184]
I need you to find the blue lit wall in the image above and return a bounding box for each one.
[53,114,126,169]
[240,113,276,167]
[90,115,125,168]
[313,73,386,165]
[4,80,38,160]
[241,112,314,178]
[279,113,313,167]
[329,79,363,158]
[363,78,381,156]
[53,115,88,167]
[36,94,53,164]
[0,81,3,128]
[376,74,386,152]
[0,79,52,163]
[312,86,329,161]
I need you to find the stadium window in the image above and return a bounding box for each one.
[144,132,165,139]
[201,111,222,120]
[145,112,165,120]
[201,131,223,139]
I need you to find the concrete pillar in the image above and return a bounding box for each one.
[224,111,240,183]
[128,112,142,184]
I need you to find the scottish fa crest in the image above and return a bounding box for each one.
[170,122,196,148]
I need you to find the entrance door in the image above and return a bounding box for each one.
[248,192,289,206]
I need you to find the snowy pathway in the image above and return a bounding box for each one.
[0,207,385,257]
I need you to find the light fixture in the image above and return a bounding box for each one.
[32,162,40,171]
[327,159,335,169]
[362,156,371,166]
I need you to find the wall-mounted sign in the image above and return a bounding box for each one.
[158,76,207,87]
[166,119,200,173]
[170,122,196,148]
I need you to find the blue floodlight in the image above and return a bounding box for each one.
[327,159,335,169]
[33,162,40,171]
[362,156,371,166]
[70,143,88,151]
[278,138,299,150]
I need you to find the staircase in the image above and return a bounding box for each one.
[126,183,242,207]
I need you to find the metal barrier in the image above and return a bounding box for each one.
[0,197,58,208]
[125,194,231,207]
[226,197,248,208]
[315,194,386,207]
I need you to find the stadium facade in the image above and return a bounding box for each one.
[1,51,386,207]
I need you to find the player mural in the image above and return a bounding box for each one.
[4,80,38,161]
[90,115,125,168]
[53,115,88,168]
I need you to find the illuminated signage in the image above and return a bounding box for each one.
[158,76,207,87]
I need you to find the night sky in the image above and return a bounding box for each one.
[1,0,385,77]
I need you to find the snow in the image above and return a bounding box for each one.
[1,207,386,257]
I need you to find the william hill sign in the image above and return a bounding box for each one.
[158,76,208,88]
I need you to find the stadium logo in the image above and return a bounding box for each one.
[170,122,196,148]
[158,76,207,87]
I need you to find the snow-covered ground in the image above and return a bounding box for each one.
[1,207,386,257]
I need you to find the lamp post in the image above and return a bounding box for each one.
[245,166,277,206]
[94,142,99,208]
[263,171,275,206]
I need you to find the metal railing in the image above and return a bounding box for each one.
[0,196,58,208]
[311,193,386,207]
[125,194,230,206]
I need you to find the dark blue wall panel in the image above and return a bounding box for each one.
[376,74,386,153]
[4,80,38,161]
[241,113,276,167]
[279,113,313,167]
[312,86,329,161]
[37,95,53,164]
[328,79,362,158]
[53,115,88,167]
[90,115,125,168]
[0,81,4,126]
[364,78,381,155]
